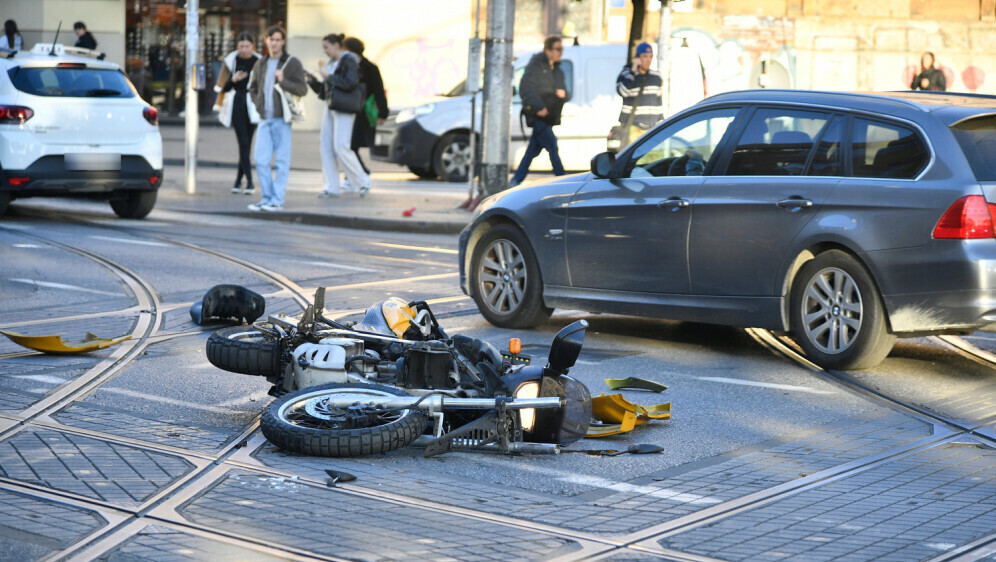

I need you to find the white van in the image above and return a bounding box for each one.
[372,42,705,182]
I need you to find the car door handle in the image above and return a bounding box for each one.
[658,198,690,210]
[777,198,813,210]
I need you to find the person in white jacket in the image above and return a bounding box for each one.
[213,32,261,194]
[306,34,371,197]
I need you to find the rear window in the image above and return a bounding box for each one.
[950,115,996,181]
[7,66,135,98]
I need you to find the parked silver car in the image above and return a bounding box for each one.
[458,89,996,370]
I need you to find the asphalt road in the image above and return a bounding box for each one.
[0,196,994,561]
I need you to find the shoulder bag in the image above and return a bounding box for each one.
[275,56,307,123]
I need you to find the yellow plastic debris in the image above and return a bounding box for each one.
[0,330,132,355]
[586,393,671,438]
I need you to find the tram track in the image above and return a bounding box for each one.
[6,207,991,561]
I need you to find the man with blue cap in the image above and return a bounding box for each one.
[615,41,664,147]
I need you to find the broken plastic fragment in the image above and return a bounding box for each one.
[586,393,671,438]
[604,377,668,392]
[0,330,132,355]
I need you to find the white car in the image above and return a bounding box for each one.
[0,44,162,218]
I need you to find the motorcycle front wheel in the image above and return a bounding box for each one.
[260,383,428,457]
[205,324,282,377]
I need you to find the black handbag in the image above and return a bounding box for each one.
[329,82,366,114]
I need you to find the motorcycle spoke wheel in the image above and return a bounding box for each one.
[261,383,427,457]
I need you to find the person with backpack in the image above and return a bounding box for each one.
[509,36,567,188]
[348,37,388,176]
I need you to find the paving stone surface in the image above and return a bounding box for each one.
[177,470,582,560]
[0,428,196,507]
[253,414,929,537]
[657,442,996,561]
[53,404,234,453]
[97,524,291,562]
[0,487,107,560]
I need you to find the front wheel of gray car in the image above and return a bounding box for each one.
[790,250,895,370]
[470,224,552,328]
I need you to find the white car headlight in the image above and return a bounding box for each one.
[396,103,435,123]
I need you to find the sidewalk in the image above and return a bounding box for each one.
[157,123,478,235]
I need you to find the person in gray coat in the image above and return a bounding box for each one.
[247,25,308,211]
[509,36,567,188]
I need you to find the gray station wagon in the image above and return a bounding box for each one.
[458,89,996,370]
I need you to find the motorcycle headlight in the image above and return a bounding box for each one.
[514,381,540,432]
[396,103,435,123]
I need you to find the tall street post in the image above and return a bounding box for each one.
[479,0,514,197]
[184,0,198,195]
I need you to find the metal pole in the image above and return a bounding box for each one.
[184,0,199,195]
[466,0,482,204]
[657,0,672,116]
[479,0,515,198]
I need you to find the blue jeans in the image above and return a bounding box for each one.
[254,118,292,206]
[511,120,565,185]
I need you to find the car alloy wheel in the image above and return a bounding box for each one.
[790,250,895,370]
[478,238,526,315]
[800,266,863,354]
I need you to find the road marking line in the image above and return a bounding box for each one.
[370,242,459,255]
[302,261,378,272]
[516,464,722,505]
[13,374,67,384]
[8,278,121,297]
[695,376,835,394]
[94,386,245,415]
[90,235,169,247]
[12,243,41,248]
[322,272,458,291]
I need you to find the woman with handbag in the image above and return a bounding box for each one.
[346,37,389,176]
[309,34,370,197]
[214,32,261,194]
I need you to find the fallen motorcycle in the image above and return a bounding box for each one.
[205,288,591,457]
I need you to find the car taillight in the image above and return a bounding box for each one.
[7,177,29,186]
[933,195,996,239]
[143,106,158,126]
[150,174,159,185]
[0,105,33,124]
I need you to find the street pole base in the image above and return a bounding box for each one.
[481,163,508,197]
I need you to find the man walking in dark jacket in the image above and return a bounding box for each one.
[73,22,97,50]
[509,36,567,188]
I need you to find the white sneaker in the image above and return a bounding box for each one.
[359,184,370,197]
[342,179,352,191]
[318,191,339,198]
[247,203,263,211]
[260,204,283,212]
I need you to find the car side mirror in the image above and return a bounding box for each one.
[591,152,617,179]
[547,319,588,374]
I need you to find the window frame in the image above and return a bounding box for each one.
[843,113,933,181]
[616,103,747,178]
[720,105,836,177]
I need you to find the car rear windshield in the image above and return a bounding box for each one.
[7,66,135,98]
[950,115,996,181]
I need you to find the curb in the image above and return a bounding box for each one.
[189,209,468,235]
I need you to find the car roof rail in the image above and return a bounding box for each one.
[30,43,106,60]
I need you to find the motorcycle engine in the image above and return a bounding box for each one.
[402,341,457,389]
[289,337,365,390]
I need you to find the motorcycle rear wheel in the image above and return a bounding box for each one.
[205,324,282,378]
[260,383,428,457]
